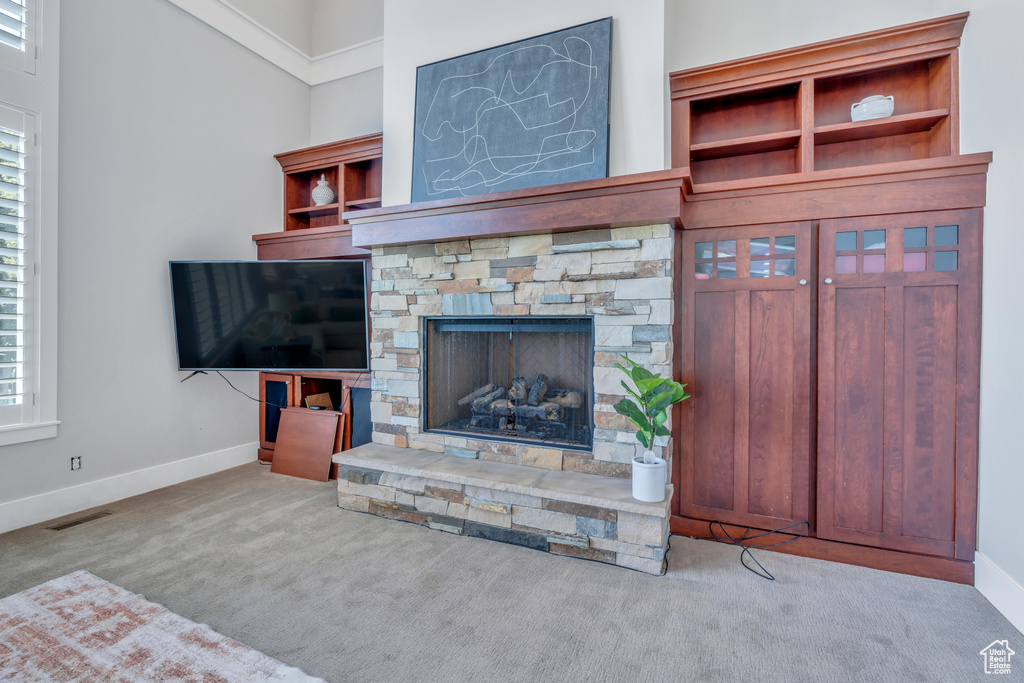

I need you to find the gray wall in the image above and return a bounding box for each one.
[310,67,384,145]
[0,0,310,504]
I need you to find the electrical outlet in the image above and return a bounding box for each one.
[70,456,81,471]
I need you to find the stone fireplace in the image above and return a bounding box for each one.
[366,226,673,477]
[332,170,687,575]
[424,316,594,450]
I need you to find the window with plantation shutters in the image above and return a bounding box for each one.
[0,0,51,444]
[0,107,26,411]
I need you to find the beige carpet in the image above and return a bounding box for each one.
[0,463,1019,682]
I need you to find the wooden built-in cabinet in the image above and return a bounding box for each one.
[816,210,980,561]
[671,15,963,186]
[669,14,988,583]
[677,223,815,532]
[258,370,372,478]
[252,135,382,475]
[253,133,383,260]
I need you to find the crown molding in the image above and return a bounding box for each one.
[310,37,384,85]
[164,0,383,86]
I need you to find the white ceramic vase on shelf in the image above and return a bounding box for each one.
[632,451,667,502]
[311,174,335,206]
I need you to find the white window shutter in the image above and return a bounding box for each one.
[0,103,29,421]
[0,0,32,75]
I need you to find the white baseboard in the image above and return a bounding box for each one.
[0,442,258,534]
[976,551,1024,635]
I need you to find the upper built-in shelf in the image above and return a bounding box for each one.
[273,134,383,233]
[670,13,966,186]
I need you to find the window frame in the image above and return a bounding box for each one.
[0,0,57,446]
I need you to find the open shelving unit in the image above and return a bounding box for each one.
[278,135,383,232]
[670,14,964,187]
[253,133,383,260]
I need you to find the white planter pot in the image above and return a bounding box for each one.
[632,454,667,502]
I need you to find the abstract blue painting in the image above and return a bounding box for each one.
[411,18,612,203]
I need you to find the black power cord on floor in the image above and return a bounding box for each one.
[665,520,809,580]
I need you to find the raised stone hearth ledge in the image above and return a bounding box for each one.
[344,169,688,248]
[333,443,671,574]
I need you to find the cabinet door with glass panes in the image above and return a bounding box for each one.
[816,210,981,559]
[676,222,815,530]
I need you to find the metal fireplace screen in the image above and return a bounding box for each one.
[424,317,593,449]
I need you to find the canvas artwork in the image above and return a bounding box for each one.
[410,18,612,203]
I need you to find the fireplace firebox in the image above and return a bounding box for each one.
[424,317,594,449]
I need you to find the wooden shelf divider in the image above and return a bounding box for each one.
[344,197,382,209]
[288,203,340,217]
[813,109,949,146]
[689,129,802,161]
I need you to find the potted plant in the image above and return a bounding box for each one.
[613,355,691,502]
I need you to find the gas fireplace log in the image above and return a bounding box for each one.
[527,374,548,406]
[518,402,562,421]
[471,387,505,412]
[458,383,497,406]
[489,399,561,421]
[546,389,584,409]
[509,377,527,401]
[489,399,515,416]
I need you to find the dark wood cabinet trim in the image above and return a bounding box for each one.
[670,515,974,584]
[346,169,688,248]
[669,13,967,97]
[274,133,383,171]
[682,156,990,230]
[253,225,371,260]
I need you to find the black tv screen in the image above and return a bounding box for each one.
[169,260,369,371]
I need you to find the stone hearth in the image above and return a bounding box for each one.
[338,221,676,574]
[333,444,670,574]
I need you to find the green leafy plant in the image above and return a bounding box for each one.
[613,354,691,463]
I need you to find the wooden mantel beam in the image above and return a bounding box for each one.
[345,169,690,249]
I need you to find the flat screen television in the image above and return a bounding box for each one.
[169,260,369,371]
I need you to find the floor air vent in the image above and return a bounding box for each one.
[47,510,112,531]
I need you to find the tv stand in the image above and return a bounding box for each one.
[258,370,372,477]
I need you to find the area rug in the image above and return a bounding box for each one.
[0,570,323,682]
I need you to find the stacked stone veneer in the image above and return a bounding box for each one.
[368,224,675,479]
[334,452,669,574]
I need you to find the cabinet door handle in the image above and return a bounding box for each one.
[824,277,833,284]
[799,279,808,285]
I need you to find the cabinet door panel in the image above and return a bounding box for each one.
[829,287,886,533]
[900,285,958,542]
[676,222,814,530]
[692,290,737,510]
[259,372,296,452]
[747,289,797,520]
[816,211,980,558]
